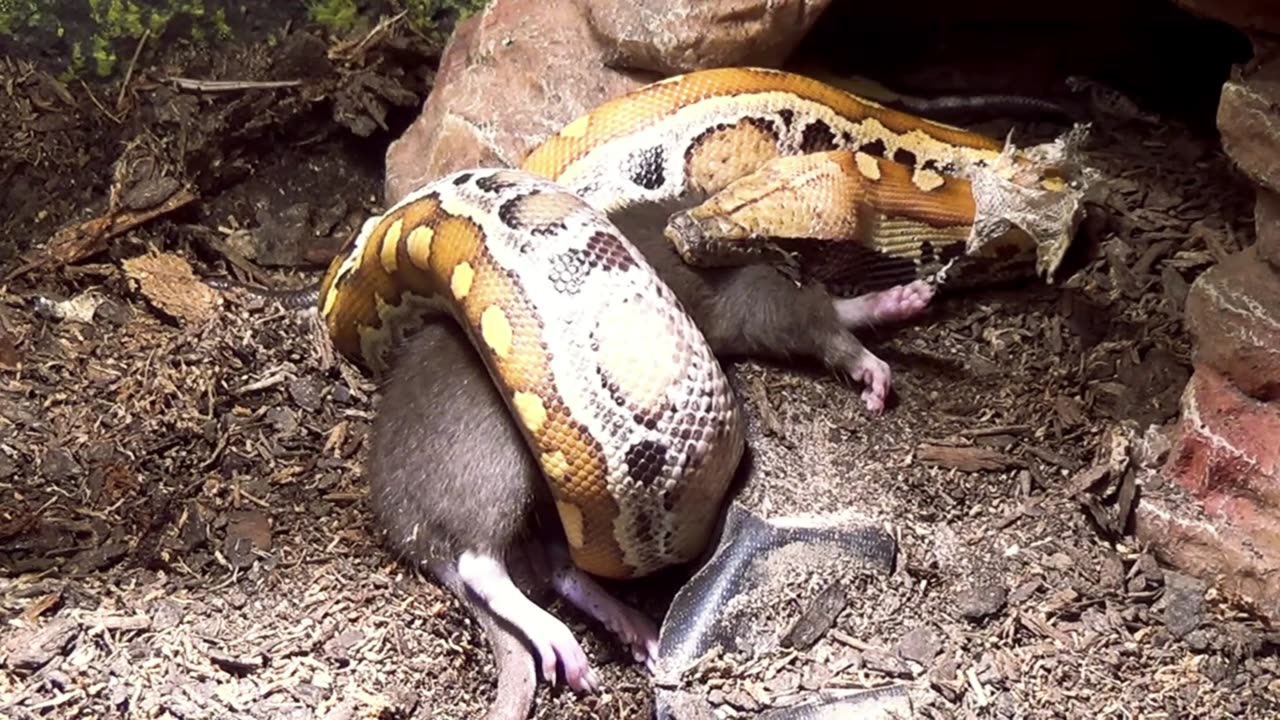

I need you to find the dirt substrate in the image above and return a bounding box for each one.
[2,13,1279,720]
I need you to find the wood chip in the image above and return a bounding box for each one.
[1024,444,1082,471]
[781,581,849,651]
[2,618,79,671]
[86,613,151,632]
[20,592,63,624]
[1066,463,1111,496]
[746,376,786,440]
[916,444,1021,472]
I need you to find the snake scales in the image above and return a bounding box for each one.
[293,67,1096,580]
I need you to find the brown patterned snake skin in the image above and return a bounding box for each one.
[302,67,1096,583]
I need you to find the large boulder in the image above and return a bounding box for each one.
[583,0,832,75]
[1143,41,1280,622]
[1185,246,1280,401]
[1258,188,1280,269]
[1217,57,1280,194]
[1136,366,1280,618]
[1173,0,1280,35]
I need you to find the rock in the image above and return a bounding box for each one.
[1185,246,1280,401]
[323,629,367,663]
[722,688,760,712]
[384,0,640,204]
[252,203,313,268]
[1135,367,1280,620]
[383,0,821,204]
[583,0,831,75]
[956,584,1008,620]
[1257,188,1280,269]
[1162,571,1208,638]
[179,500,210,552]
[764,669,799,694]
[1172,0,1280,34]
[1200,655,1232,683]
[894,626,941,665]
[288,377,323,412]
[266,407,299,435]
[1217,58,1280,194]
[1183,628,1214,652]
[800,662,832,690]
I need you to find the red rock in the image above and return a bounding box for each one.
[383,0,641,204]
[1217,57,1280,194]
[1172,0,1280,35]
[383,0,826,205]
[1135,367,1280,620]
[1184,245,1280,402]
[1257,188,1280,269]
[583,0,832,75]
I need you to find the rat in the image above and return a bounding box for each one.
[363,222,932,719]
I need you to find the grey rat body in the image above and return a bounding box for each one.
[365,224,931,719]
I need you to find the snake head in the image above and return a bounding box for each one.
[968,123,1105,281]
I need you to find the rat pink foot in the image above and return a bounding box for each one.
[454,551,599,693]
[823,332,893,414]
[547,548,660,673]
[847,348,891,414]
[833,280,936,328]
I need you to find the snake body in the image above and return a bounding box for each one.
[319,170,745,579]
[306,67,1092,580]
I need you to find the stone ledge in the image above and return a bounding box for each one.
[1137,366,1280,621]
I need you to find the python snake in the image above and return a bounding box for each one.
[296,67,1094,580]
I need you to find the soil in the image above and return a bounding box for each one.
[2,5,1279,720]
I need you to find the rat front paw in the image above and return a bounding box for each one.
[834,279,936,328]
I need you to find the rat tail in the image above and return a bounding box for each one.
[432,559,538,720]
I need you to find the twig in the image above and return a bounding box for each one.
[958,424,1031,438]
[79,79,121,124]
[234,369,295,395]
[27,690,85,711]
[166,77,303,93]
[329,9,408,61]
[5,188,198,282]
[117,29,150,112]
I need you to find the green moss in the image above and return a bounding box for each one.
[211,6,229,38]
[403,0,488,36]
[0,0,37,35]
[90,31,116,75]
[61,39,86,81]
[5,1,245,80]
[306,0,358,33]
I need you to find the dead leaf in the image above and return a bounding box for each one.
[122,252,222,327]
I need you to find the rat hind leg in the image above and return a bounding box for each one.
[445,551,600,693]
[540,542,660,672]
